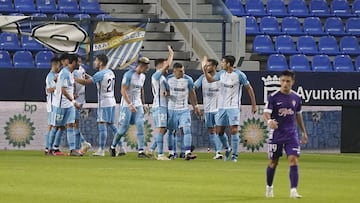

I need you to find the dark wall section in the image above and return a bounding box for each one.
[341,106,360,153]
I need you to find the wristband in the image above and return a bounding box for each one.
[71,100,76,105]
[267,119,272,124]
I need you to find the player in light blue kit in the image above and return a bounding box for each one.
[44,57,61,155]
[110,57,151,158]
[51,54,82,156]
[202,55,257,162]
[75,54,121,156]
[194,58,223,160]
[73,56,92,155]
[263,70,308,198]
[167,63,201,160]
[150,45,173,160]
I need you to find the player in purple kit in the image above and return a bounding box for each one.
[263,70,308,198]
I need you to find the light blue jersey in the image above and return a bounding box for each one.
[151,70,169,108]
[213,69,249,109]
[73,66,86,104]
[121,69,146,107]
[167,74,194,110]
[91,68,116,108]
[52,67,75,108]
[194,74,220,113]
[45,70,57,113]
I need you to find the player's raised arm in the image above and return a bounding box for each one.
[202,56,216,83]
[74,76,93,85]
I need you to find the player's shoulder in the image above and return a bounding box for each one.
[184,74,194,81]
[290,90,302,99]
[166,73,175,80]
[270,89,281,97]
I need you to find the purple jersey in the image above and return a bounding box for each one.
[264,90,302,144]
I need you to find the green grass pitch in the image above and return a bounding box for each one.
[0,151,359,203]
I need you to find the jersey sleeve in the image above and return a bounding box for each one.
[91,71,103,84]
[60,71,70,87]
[236,70,250,86]
[194,74,204,89]
[296,96,302,113]
[46,73,55,88]
[186,76,194,90]
[152,70,162,81]
[264,95,274,114]
[213,71,221,81]
[121,70,132,86]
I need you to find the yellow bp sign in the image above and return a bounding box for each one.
[239,118,268,152]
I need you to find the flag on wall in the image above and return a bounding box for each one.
[0,16,146,69]
[88,22,146,69]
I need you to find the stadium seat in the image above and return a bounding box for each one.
[31,13,47,17]
[281,17,303,35]
[275,35,298,54]
[303,17,325,36]
[297,35,319,55]
[309,0,331,17]
[318,35,340,55]
[259,16,281,35]
[0,0,15,14]
[225,0,245,16]
[333,55,354,72]
[288,0,309,17]
[355,55,360,71]
[52,13,69,19]
[14,0,38,13]
[0,32,22,51]
[58,0,80,14]
[345,18,360,35]
[0,50,13,68]
[13,50,34,68]
[324,17,345,36]
[313,59,333,71]
[267,54,289,71]
[79,0,104,15]
[312,54,333,72]
[21,35,46,51]
[252,35,277,54]
[289,54,311,71]
[352,0,360,16]
[266,0,289,17]
[36,51,55,68]
[36,0,58,14]
[8,12,24,16]
[339,36,360,55]
[245,0,266,17]
[245,16,261,35]
[330,0,352,17]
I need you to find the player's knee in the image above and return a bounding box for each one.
[269,160,278,168]
[183,127,191,135]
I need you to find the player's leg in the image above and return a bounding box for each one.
[216,109,231,159]
[65,107,81,156]
[205,112,222,159]
[110,107,130,156]
[153,107,168,160]
[52,127,66,155]
[285,143,302,198]
[135,106,149,158]
[228,108,240,162]
[107,107,126,157]
[266,143,283,198]
[179,110,196,160]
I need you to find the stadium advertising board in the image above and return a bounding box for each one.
[0,102,340,152]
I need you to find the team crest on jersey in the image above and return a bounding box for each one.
[292,100,296,107]
[239,118,268,152]
[4,114,35,148]
[262,75,280,103]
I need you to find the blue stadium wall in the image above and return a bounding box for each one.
[0,69,359,152]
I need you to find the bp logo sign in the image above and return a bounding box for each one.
[123,120,153,149]
[239,118,268,152]
[4,114,35,148]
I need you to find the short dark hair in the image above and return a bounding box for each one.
[96,54,108,66]
[67,54,79,64]
[59,53,69,61]
[280,70,295,80]
[207,59,218,67]
[222,55,236,67]
[50,56,60,63]
[173,62,183,69]
[154,58,166,67]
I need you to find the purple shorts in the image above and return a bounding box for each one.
[267,143,301,160]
